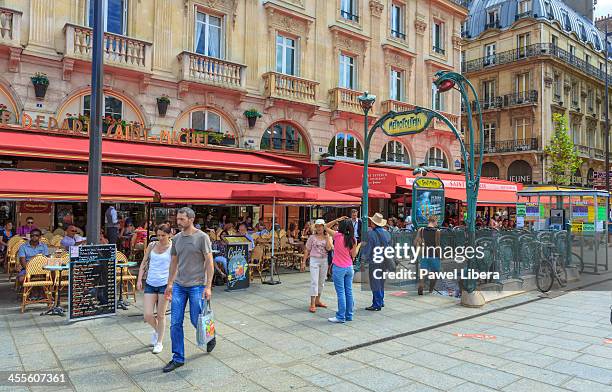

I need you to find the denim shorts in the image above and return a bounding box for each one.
[144,282,167,294]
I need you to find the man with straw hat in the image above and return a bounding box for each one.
[361,213,391,311]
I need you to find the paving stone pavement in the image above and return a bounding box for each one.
[0,272,611,392]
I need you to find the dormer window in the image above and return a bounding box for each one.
[594,35,601,51]
[579,23,587,41]
[562,12,571,31]
[544,1,553,19]
[486,9,499,29]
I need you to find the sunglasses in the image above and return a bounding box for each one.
[30,233,40,237]
[26,221,33,224]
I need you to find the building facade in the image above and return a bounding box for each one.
[0,0,467,182]
[461,0,609,187]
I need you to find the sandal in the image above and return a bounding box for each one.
[309,306,316,313]
[315,302,328,308]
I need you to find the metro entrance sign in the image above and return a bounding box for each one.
[381,110,434,137]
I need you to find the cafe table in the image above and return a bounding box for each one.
[116,261,137,310]
[41,263,69,317]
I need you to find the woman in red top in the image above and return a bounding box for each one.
[325,217,357,323]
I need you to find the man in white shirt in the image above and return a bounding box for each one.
[350,209,362,242]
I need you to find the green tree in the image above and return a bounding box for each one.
[544,113,582,185]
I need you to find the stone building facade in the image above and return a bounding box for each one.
[461,0,609,187]
[0,0,467,180]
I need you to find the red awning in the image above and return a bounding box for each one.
[0,170,155,202]
[0,130,302,176]
[135,178,359,205]
[231,183,318,201]
[338,187,391,199]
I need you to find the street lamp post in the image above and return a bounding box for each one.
[358,92,376,241]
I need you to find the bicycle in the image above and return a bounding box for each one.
[535,240,567,293]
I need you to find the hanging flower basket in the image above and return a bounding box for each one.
[244,108,262,128]
[31,72,49,99]
[157,96,170,117]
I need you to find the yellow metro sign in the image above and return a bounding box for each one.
[381,111,433,137]
[414,177,444,189]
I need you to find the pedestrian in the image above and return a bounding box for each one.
[137,224,172,354]
[362,213,391,311]
[325,217,357,323]
[105,205,119,244]
[302,219,332,313]
[0,221,14,272]
[414,215,441,295]
[404,215,415,232]
[163,207,214,373]
[349,209,362,242]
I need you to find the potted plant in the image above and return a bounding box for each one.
[244,108,262,128]
[157,95,170,117]
[222,132,236,146]
[31,72,49,99]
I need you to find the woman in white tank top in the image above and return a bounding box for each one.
[137,224,172,354]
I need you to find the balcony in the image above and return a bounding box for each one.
[340,10,359,22]
[462,43,612,86]
[391,30,406,40]
[263,72,318,106]
[503,90,538,107]
[482,138,538,154]
[0,7,21,47]
[484,20,500,30]
[515,11,532,21]
[329,87,364,115]
[64,24,152,72]
[432,111,460,130]
[178,51,245,90]
[576,145,605,160]
[380,99,415,114]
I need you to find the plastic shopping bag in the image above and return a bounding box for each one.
[196,299,216,352]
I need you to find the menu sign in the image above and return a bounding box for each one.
[223,236,250,291]
[68,244,117,322]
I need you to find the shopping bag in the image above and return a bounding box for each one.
[196,299,216,352]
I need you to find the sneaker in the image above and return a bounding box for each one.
[151,331,158,347]
[152,343,163,354]
[327,317,345,323]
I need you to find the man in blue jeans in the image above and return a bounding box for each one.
[163,207,214,373]
[362,213,391,311]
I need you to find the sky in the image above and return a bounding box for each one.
[595,0,612,18]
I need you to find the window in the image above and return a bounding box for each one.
[517,33,530,58]
[390,69,403,101]
[486,9,499,28]
[587,88,594,111]
[562,12,571,31]
[553,74,561,99]
[484,43,496,65]
[515,73,529,94]
[572,121,581,145]
[83,95,123,120]
[585,54,591,65]
[518,0,531,13]
[432,82,445,111]
[551,35,558,48]
[482,80,496,107]
[514,118,529,140]
[195,11,222,58]
[569,44,575,57]
[191,110,222,133]
[276,35,297,75]
[571,81,579,106]
[88,0,127,35]
[483,123,496,149]
[261,123,307,154]
[391,3,405,39]
[328,132,363,159]
[594,35,601,51]
[425,147,448,169]
[381,141,410,164]
[544,1,553,19]
[340,0,359,22]
[339,53,356,89]
[432,21,444,54]
[578,23,587,41]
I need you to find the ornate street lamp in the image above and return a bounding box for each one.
[358,92,376,241]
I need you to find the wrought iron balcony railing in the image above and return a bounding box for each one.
[340,10,359,22]
[503,90,538,106]
[484,20,500,29]
[391,30,406,40]
[482,138,538,154]
[462,43,612,86]
[515,11,532,21]
[432,46,446,55]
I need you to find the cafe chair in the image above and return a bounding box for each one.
[52,228,65,237]
[21,255,53,313]
[50,235,63,248]
[8,239,26,283]
[39,237,50,245]
[115,251,137,303]
[248,245,267,283]
[43,232,54,243]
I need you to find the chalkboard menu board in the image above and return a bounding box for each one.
[68,244,117,321]
[223,236,250,291]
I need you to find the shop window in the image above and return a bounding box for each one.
[260,123,308,154]
[328,132,363,160]
[381,141,410,164]
[425,147,448,169]
[189,109,236,146]
[83,95,123,120]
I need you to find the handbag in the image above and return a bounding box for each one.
[196,299,217,352]
[140,241,157,281]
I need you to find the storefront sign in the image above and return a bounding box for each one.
[68,244,117,322]
[19,201,51,213]
[0,113,236,149]
[223,236,250,291]
[582,223,595,232]
[405,177,517,192]
[571,221,583,232]
[516,203,526,217]
[381,111,433,137]
[412,176,445,227]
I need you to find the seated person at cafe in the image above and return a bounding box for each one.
[60,225,87,250]
[212,231,229,282]
[254,222,269,236]
[17,217,37,237]
[238,223,254,251]
[17,229,50,285]
[130,222,148,251]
